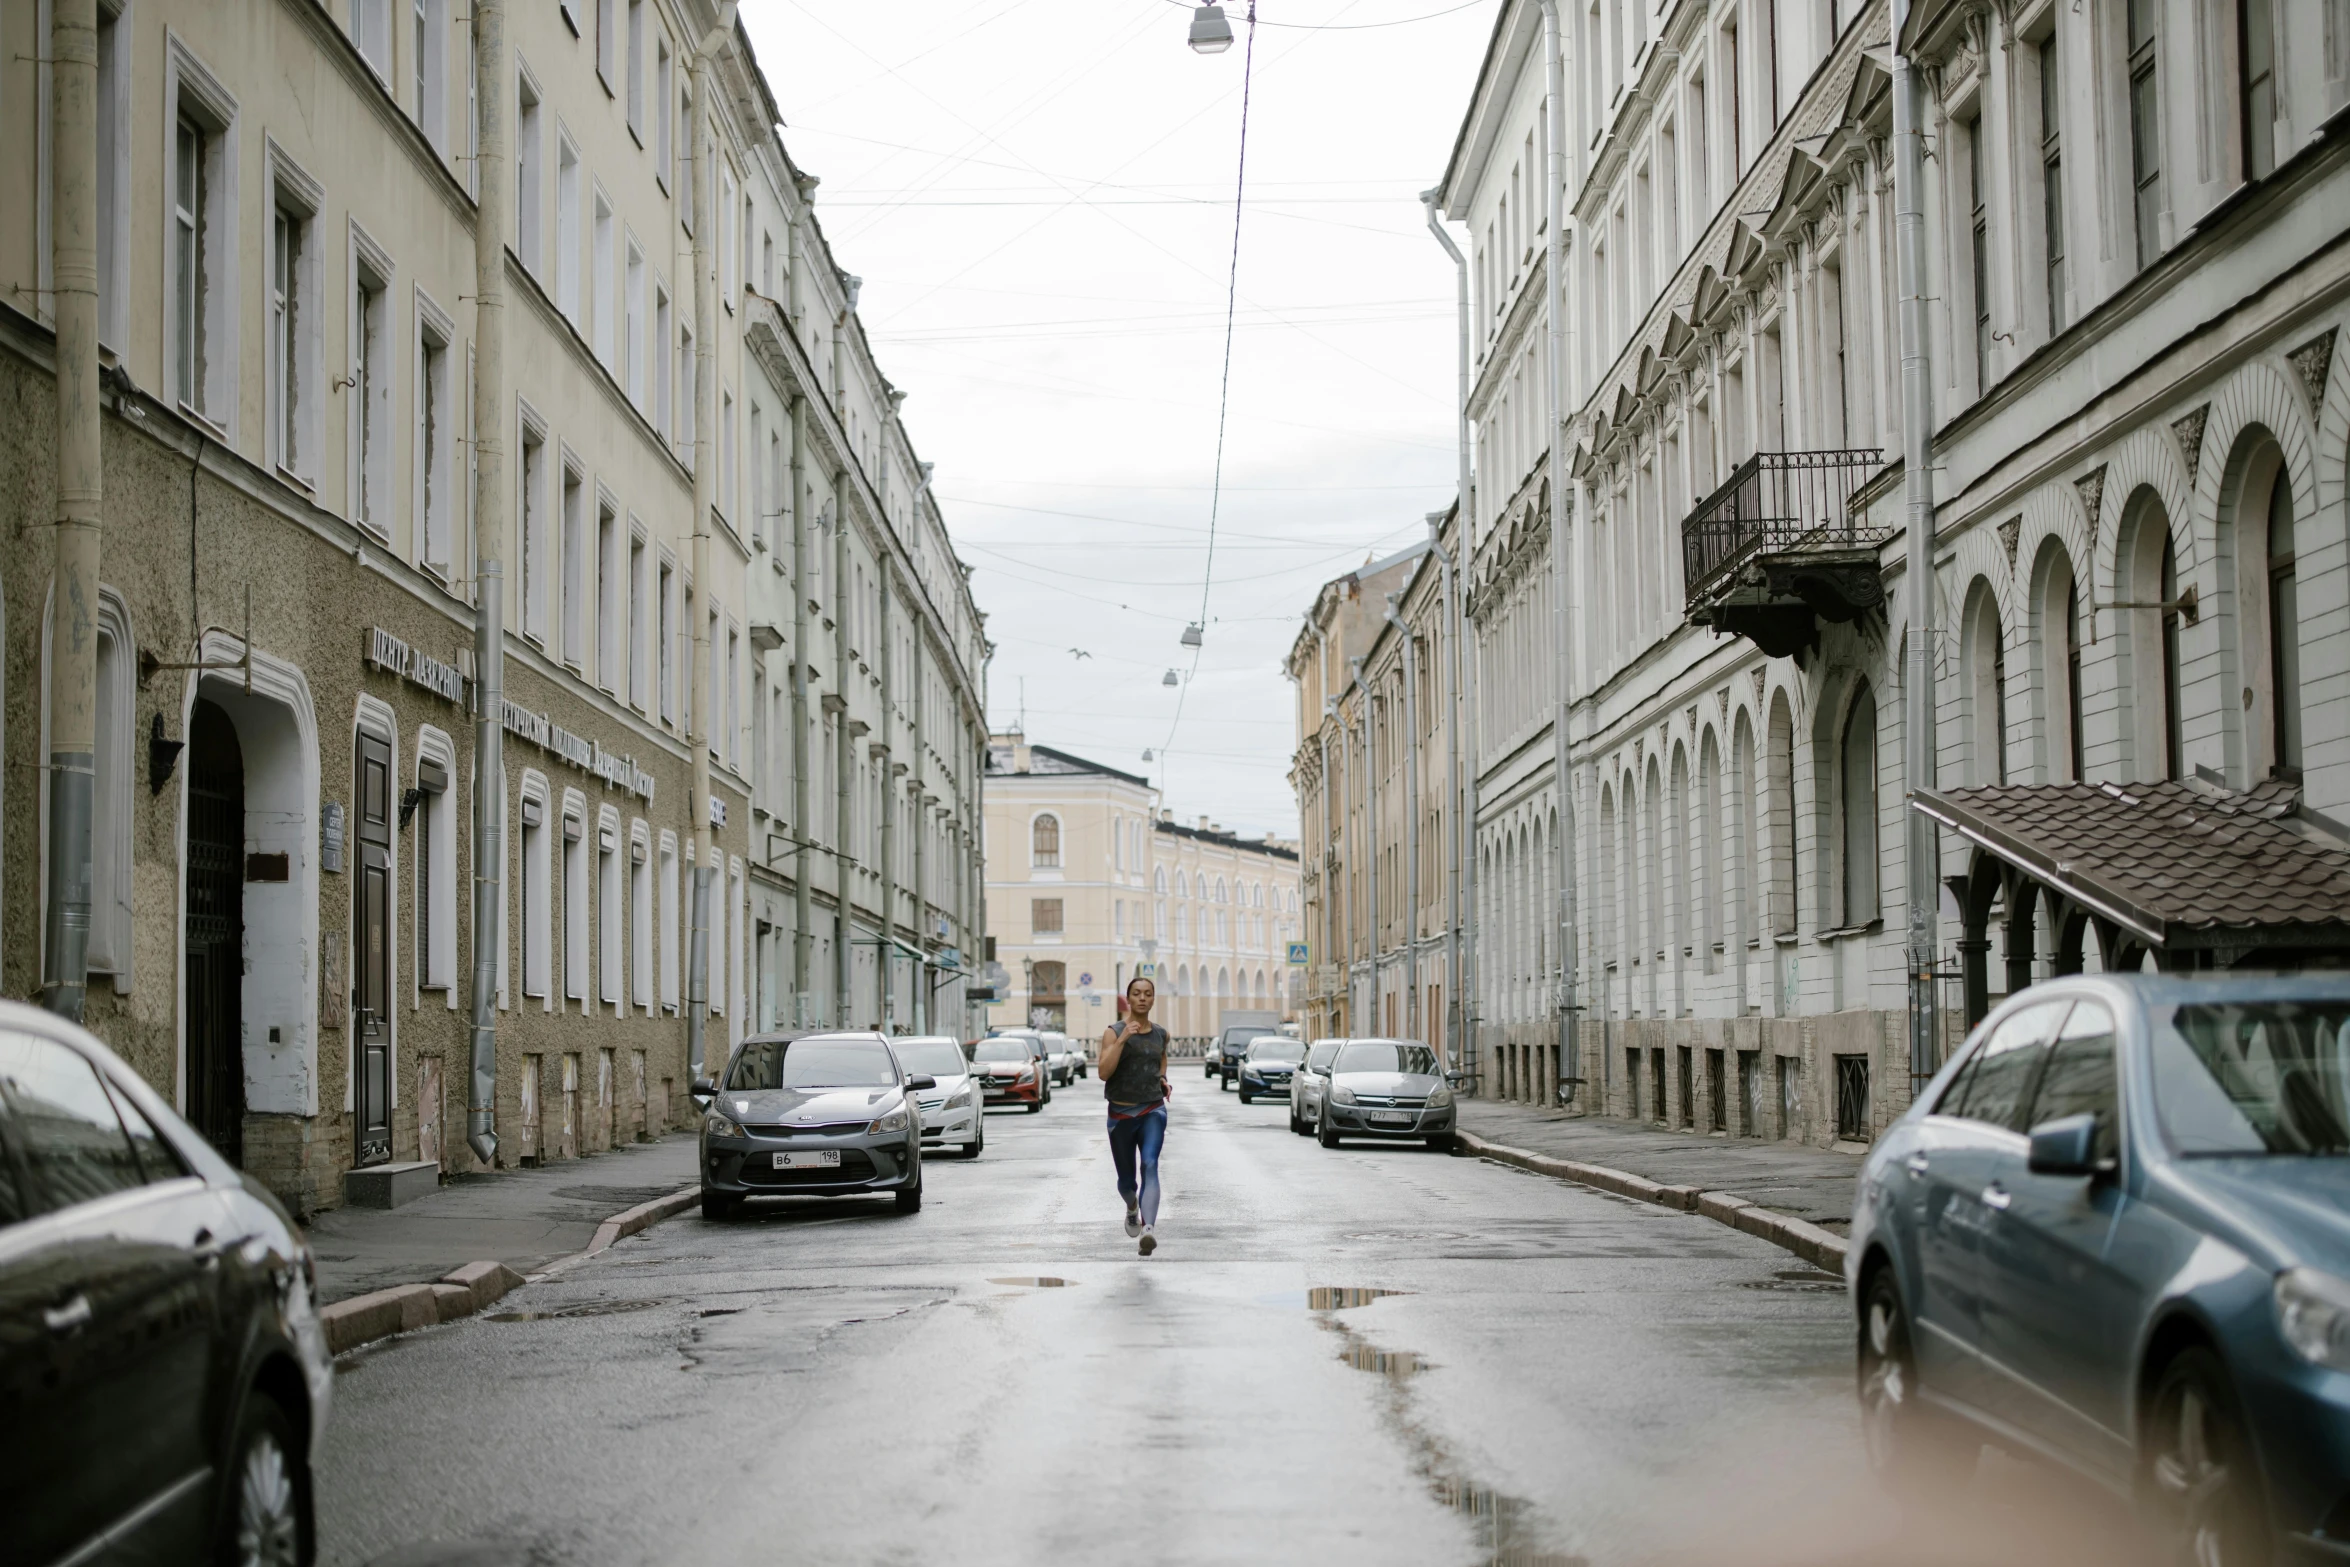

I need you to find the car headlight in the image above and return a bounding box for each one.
[703,1109,746,1138]
[869,1105,911,1135]
[1330,1085,1357,1105]
[2276,1268,2350,1372]
[1425,1086,1453,1109]
[946,1084,974,1109]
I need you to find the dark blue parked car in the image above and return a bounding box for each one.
[1849,974,2350,1565]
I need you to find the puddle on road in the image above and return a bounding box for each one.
[486,1298,665,1322]
[1308,1286,1410,1310]
[1737,1268,1845,1295]
[1320,1315,1586,1567]
[988,1276,1075,1288]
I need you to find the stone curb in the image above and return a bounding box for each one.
[1456,1130,1850,1274]
[318,1183,700,1356]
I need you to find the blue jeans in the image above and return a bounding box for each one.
[1107,1105,1166,1227]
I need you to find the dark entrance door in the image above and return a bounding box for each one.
[184,699,245,1165]
[354,729,394,1166]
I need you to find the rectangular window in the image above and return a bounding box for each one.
[522,791,550,999]
[708,859,728,1017]
[656,286,674,440]
[599,819,622,1007]
[270,201,309,476]
[2241,0,2276,179]
[592,190,615,363]
[563,810,588,1004]
[674,320,694,459]
[2040,38,2066,334]
[413,0,447,151]
[720,168,738,308]
[626,0,646,139]
[726,625,741,765]
[1969,115,1990,390]
[353,0,391,73]
[560,460,585,667]
[94,5,125,348]
[414,758,454,989]
[676,80,693,227]
[2129,0,2162,270]
[655,38,675,193]
[1032,898,1064,934]
[762,231,775,296]
[683,595,698,735]
[658,559,676,723]
[747,401,764,548]
[520,417,548,643]
[416,302,454,573]
[596,0,617,91]
[659,836,681,1012]
[351,248,392,535]
[624,241,645,403]
[172,109,224,420]
[515,71,542,275]
[597,496,620,691]
[555,135,581,321]
[631,830,654,1009]
[720,389,736,520]
[1688,74,1708,215]
[1722,21,1742,174]
[629,530,648,709]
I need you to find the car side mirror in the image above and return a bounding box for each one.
[1444,1070,1467,1086]
[2026,1111,2100,1177]
[906,1075,937,1092]
[690,1077,718,1109]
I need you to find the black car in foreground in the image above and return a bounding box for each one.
[0,999,333,1567]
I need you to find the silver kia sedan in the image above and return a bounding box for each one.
[892,1035,985,1160]
[1314,1038,1459,1149]
[696,1032,935,1218]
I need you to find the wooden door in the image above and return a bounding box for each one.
[184,700,246,1165]
[353,730,394,1166]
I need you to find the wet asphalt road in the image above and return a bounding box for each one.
[316,1081,2100,1567]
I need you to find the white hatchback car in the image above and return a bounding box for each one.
[892,1036,986,1159]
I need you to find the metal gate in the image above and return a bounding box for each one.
[1834,1053,1872,1141]
[353,730,393,1166]
[184,700,245,1165]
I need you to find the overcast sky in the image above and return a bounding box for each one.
[743,0,1498,839]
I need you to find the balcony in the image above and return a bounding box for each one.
[1681,449,1890,659]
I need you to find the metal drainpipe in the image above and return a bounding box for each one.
[833,458,853,1027]
[1894,0,1941,1089]
[41,0,100,1022]
[1337,687,1356,1036]
[910,610,927,1036]
[878,557,896,1032]
[464,0,509,1161]
[1423,518,1464,1076]
[1423,188,1476,1085]
[1356,659,1378,1035]
[685,1,737,1085]
[790,401,812,1026]
[1538,0,1582,1108]
[1385,594,1420,1045]
[1316,706,1333,1036]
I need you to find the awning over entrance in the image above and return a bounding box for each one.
[1913,777,2350,1025]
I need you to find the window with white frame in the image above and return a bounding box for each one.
[60,589,135,986]
[592,189,615,363]
[683,592,698,734]
[655,36,673,191]
[747,401,764,549]
[349,229,394,536]
[413,741,456,990]
[352,0,391,75]
[599,811,623,1007]
[560,457,586,668]
[519,410,548,644]
[720,167,738,308]
[657,557,676,723]
[556,133,581,321]
[415,292,455,575]
[676,78,692,227]
[515,66,543,275]
[674,320,695,460]
[726,622,741,766]
[170,47,235,426]
[413,0,448,151]
[94,1,128,348]
[660,832,681,1010]
[562,799,588,1005]
[709,857,727,1016]
[719,389,735,519]
[629,527,649,709]
[521,781,551,999]
[597,492,621,691]
[655,284,674,439]
[596,0,617,91]
[626,0,646,139]
[624,238,644,403]
[631,823,654,1009]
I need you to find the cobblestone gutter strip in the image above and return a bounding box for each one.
[319,1184,701,1356]
[1456,1130,1850,1274]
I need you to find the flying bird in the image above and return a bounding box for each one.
[1068,648,1092,660]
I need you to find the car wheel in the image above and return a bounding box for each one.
[218,1394,308,1567]
[1317,1109,1340,1148]
[700,1188,742,1221]
[965,1121,985,1159]
[1025,1099,1042,1114]
[2145,1347,2269,1567]
[896,1176,924,1213]
[1425,1135,1454,1152]
[1239,1090,1253,1104]
[1857,1268,1967,1499]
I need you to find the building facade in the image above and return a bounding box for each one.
[0,0,984,1212]
[983,733,1302,1042]
[1317,0,2350,1146]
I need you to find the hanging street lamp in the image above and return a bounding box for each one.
[1187,4,1235,53]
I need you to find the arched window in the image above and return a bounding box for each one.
[1962,583,2008,785]
[1031,813,1060,867]
[2035,545,2085,782]
[1175,870,1188,898]
[2159,532,2185,779]
[2224,432,2301,781]
[1841,682,1880,928]
[2269,470,2301,774]
[1216,877,1228,904]
[1767,695,1798,937]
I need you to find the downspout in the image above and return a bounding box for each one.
[685,0,737,1085]
[910,615,927,1036]
[1423,188,1476,1085]
[790,399,811,1026]
[1316,704,1333,1036]
[41,0,100,1021]
[1338,683,1357,1036]
[1538,0,1581,1106]
[1385,594,1420,1044]
[1894,0,1941,1089]
[832,461,853,1026]
[464,0,508,1161]
[878,557,896,1032]
[1356,658,1378,1034]
[1424,516,1464,1076]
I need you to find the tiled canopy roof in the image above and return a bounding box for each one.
[1913,777,2350,951]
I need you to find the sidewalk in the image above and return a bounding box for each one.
[303,1134,700,1306]
[1455,1101,1861,1230]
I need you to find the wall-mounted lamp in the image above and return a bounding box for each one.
[148,713,184,795]
[399,786,425,827]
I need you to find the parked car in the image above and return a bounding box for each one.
[1238,1038,1307,1104]
[1039,1032,1083,1086]
[695,1032,934,1218]
[1290,1040,1343,1135]
[1849,974,2350,1566]
[891,1036,984,1160]
[1210,1026,1278,1089]
[969,1034,1052,1112]
[1314,1039,1458,1149]
[0,999,333,1567]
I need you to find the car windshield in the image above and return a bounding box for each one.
[1248,1041,1305,1063]
[894,1040,967,1079]
[1334,1041,1438,1076]
[970,1037,1035,1062]
[2153,1001,2350,1155]
[727,1037,898,1090]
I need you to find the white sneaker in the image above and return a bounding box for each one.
[1138,1226,1157,1256]
[1124,1206,1142,1239]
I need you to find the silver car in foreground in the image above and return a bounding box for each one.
[695,1032,936,1218]
[892,1036,985,1160]
[1313,1038,1459,1149]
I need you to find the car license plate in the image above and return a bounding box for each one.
[774,1149,841,1169]
[1368,1111,1413,1127]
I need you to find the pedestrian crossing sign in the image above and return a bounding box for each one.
[1286,942,1309,965]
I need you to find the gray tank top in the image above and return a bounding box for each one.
[1103,1024,1169,1110]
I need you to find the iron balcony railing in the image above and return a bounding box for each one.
[1681,448,1889,607]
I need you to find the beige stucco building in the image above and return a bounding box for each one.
[982,732,1301,1042]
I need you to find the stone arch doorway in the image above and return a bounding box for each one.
[185,698,245,1164]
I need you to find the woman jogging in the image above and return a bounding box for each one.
[1098,976,1171,1256]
